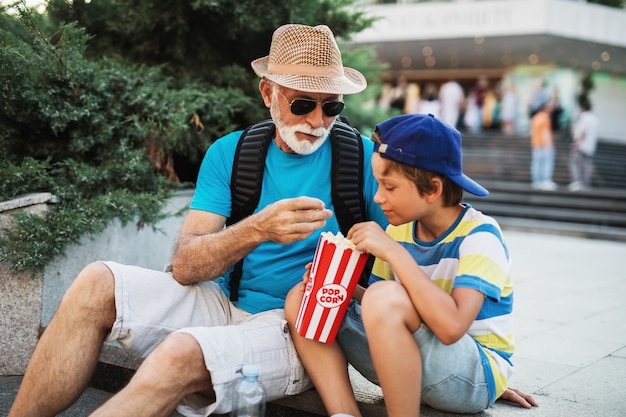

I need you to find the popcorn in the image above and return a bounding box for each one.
[295,231,369,344]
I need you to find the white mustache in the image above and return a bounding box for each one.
[297,125,328,139]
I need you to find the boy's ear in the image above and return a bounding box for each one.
[426,177,444,203]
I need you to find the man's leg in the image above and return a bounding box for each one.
[9,262,116,417]
[90,332,213,417]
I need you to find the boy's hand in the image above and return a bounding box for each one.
[298,262,313,292]
[347,221,398,261]
[499,387,539,408]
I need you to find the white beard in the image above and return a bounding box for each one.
[270,92,334,155]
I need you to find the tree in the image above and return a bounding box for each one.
[45,0,389,173]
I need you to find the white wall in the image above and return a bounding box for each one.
[589,73,626,143]
[41,190,192,326]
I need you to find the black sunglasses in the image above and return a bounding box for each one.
[277,89,345,117]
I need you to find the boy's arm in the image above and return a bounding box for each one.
[383,248,484,344]
[348,221,483,344]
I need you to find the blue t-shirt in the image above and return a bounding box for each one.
[190,129,388,313]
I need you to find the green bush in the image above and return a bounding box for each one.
[0,5,249,272]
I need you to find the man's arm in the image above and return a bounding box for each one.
[171,197,332,285]
[170,209,256,285]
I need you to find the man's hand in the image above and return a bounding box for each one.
[254,196,332,244]
[499,387,539,409]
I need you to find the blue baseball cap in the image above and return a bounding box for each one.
[374,114,489,197]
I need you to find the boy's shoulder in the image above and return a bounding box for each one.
[457,205,503,237]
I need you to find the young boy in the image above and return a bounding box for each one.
[286,114,536,417]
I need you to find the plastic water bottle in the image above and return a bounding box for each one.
[231,364,266,417]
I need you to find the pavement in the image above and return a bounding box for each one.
[1,229,626,416]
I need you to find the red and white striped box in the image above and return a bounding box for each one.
[295,231,369,344]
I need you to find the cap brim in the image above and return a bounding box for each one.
[449,173,489,197]
[251,56,367,95]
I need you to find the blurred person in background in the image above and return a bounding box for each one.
[568,96,599,191]
[412,82,441,117]
[380,74,409,113]
[530,92,557,191]
[500,83,519,135]
[439,78,465,128]
[550,88,565,138]
[465,75,489,134]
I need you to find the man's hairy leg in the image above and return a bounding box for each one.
[90,332,213,417]
[9,262,116,417]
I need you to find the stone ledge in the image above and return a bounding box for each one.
[0,192,58,212]
[0,190,191,376]
[0,193,58,375]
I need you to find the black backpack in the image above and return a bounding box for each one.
[226,119,373,301]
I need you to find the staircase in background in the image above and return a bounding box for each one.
[460,132,626,241]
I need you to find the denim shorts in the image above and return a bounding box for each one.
[337,300,490,414]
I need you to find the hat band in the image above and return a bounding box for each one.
[268,63,344,78]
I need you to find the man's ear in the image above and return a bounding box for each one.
[259,79,272,109]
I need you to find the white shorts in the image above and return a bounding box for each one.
[102,261,312,416]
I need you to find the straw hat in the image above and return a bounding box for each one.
[251,24,367,95]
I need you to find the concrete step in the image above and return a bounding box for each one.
[461,133,626,190]
[463,180,626,241]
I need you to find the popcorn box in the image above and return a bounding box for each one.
[295,231,369,344]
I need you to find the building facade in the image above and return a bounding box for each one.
[350,0,626,142]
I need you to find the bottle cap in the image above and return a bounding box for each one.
[242,364,260,377]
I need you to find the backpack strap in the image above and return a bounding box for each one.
[227,119,275,227]
[330,121,366,235]
[227,120,274,301]
[330,121,374,287]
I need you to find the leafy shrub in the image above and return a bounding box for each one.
[0,5,250,272]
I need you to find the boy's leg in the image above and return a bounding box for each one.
[361,281,423,417]
[285,286,361,417]
[9,262,116,417]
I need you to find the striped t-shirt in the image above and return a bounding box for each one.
[370,204,515,403]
